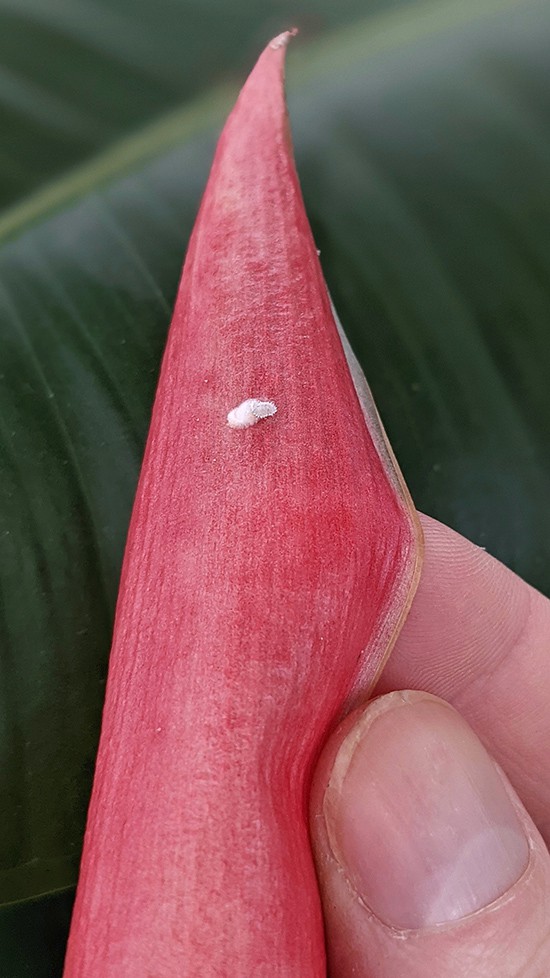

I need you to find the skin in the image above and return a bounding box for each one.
[310,513,550,977]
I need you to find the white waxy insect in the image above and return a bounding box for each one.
[226,398,278,429]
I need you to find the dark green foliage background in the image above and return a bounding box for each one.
[1,0,549,972]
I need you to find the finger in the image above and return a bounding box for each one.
[310,691,550,978]
[376,514,550,840]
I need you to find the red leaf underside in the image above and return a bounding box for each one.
[63,32,421,978]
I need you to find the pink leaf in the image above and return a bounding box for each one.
[63,31,422,978]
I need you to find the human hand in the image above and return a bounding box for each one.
[310,514,550,976]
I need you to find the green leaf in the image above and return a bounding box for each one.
[0,890,73,978]
[0,0,417,210]
[1,0,550,968]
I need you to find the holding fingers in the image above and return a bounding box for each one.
[310,516,550,977]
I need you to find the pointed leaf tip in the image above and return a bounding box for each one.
[269,27,298,50]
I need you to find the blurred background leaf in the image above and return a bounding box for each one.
[1,0,550,973]
[0,0,419,210]
[0,892,73,978]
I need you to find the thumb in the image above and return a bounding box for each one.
[310,691,550,977]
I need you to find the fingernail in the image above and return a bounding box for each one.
[324,692,530,929]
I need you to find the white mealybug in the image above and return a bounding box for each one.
[227,398,277,429]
